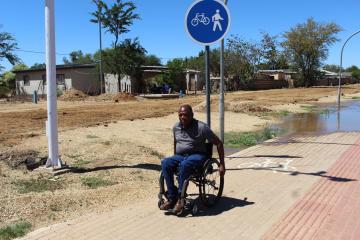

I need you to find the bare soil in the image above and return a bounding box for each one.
[1,86,360,230]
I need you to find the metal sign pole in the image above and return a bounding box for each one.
[205,45,211,128]
[45,0,62,168]
[219,39,225,142]
[219,0,228,143]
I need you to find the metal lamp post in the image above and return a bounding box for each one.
[98,16,104,94]
[337,29,360,108]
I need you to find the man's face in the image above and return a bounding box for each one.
[178,107,193,127]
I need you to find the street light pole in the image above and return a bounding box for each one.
[45,0,62,168]
[337,29,360,108]
[98,17,104,94]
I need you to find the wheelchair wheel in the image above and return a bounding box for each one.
[158,198,165,209]
[199,158,224,207]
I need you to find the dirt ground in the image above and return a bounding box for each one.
[1,85,360,230]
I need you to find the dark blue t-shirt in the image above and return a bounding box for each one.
[173,119,216,155]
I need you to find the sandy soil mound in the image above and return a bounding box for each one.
[227,102,272,114]
[93,93,136,102]
[58,89,88,101]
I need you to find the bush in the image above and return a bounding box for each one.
[80,176,116,189]
[56,88,63,97]
[0,85,10,98]
[13,179,63,194]
[0,221,32,240]
[224,127,279,148]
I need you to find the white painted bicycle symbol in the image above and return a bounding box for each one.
[236,159,298,175]
[191,13,210,26]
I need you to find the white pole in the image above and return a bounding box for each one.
[45,0,62,168]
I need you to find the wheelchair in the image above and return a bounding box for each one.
[158,143,224,216]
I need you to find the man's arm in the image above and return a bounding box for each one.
[210,135,226,176]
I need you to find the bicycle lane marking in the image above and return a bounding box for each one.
[235,158,298,175]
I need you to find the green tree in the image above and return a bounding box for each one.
[352,70,360,80]
[30,63,46,69]
[323,64,343,73]
[91,0,140,92]
[0,31,21,71]
[282,18,342,87]
[345,65,359,73]
[0,32,21,70]
[259,32,290,70]
[101,38,146,78]
[62,50,94,64]
[345,65,360,80]
[91,0,140,48]
[161,58,186,91]
[184,48,221,76]
[143,54,162,66]
[226,35,262,83]
[11,63,28,72]
[0,64,28,97]
[0,71,14,96]
[185,51,205,72]
[260,32,279,70]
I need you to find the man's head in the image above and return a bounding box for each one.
[178,104,194,128]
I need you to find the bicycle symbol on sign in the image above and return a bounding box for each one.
[191,13,210,26]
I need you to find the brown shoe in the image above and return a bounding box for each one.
[159,199,177,210]
[172,199,184,215]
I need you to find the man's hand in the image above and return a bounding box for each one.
[219,164,226,176]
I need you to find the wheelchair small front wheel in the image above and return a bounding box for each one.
[157,198,164,209]
[199,158,224,207]
[191,203,199,216]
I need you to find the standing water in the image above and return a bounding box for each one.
[272,100,360,135]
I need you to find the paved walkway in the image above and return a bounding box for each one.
[21,132,360,240]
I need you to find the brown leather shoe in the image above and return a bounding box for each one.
[172,199,184,215]
[159,199,177,210]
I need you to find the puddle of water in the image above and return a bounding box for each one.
[272,100,360,135]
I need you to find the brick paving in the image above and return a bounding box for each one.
[263,135,360,240]
[21,132,360,240]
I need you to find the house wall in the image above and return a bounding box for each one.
[66,68,99,95]
[15,67,99,95]
[186,72,203,92]
[16,71,45,95]
[105,74,119,93]
[227,76,288,91]
[105,74,138,94]
[316,77,357,86]
[15,70,70,95]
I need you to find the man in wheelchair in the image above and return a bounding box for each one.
[159,104,225,214]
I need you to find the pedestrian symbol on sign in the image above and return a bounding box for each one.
[185,0,231,46]
[212,9,224,32]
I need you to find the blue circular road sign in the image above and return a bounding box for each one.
[185,0,231,45]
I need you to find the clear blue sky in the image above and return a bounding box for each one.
[1,0,359,71]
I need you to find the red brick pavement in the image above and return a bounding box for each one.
[262,136,360,240]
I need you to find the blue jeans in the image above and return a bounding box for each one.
[161,154,206,200]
